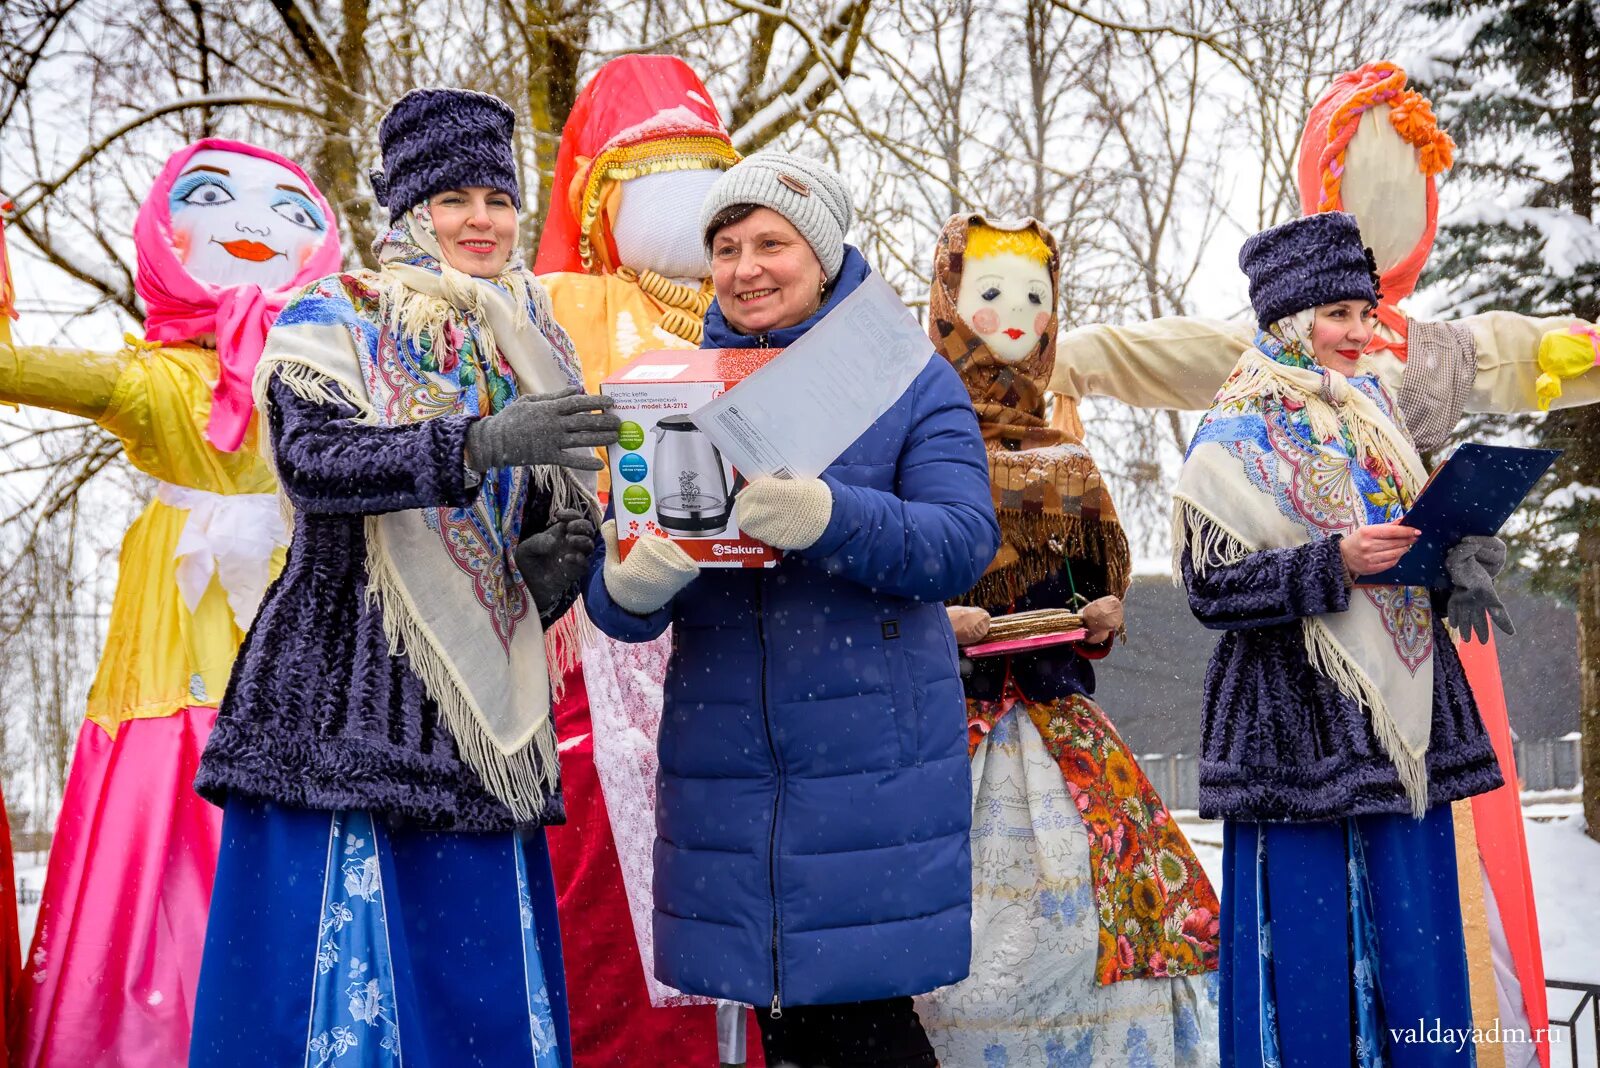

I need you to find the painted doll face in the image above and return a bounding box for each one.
[167,148,330,290]
[1340,105,1428,277]
[956,251,1053,364]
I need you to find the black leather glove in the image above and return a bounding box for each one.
[515,508,597,617]
[465,386,619,473]
[1444,535,1514,643]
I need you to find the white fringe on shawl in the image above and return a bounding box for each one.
[1171,347,1435,816]
[254,254,596,822]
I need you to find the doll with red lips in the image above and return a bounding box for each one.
[164,147,330,291]
[917,214,1220,1066]
[0,139,340,1068]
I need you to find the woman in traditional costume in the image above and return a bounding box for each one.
[2,138,340,1067]
[190,89,617,1067]
[914,214,1219,1067]
[1174,210,1508,1066]
[1063,62,1577,1061]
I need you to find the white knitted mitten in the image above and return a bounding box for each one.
[735,477,833,550]
[601,520,699,615]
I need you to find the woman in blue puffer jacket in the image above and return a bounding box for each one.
[582,152,1000,1068]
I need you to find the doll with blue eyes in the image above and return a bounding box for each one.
[916,214,1219,1066]
[0,138,340,1068]
[163,147,331,292]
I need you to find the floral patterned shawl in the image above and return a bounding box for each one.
[254,208,590,821]
[1172,313,1435,814]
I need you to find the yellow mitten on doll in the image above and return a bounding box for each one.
[1536,323,1600,409]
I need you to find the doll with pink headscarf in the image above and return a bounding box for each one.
[0,138,340,1067]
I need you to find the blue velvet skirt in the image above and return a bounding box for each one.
[191,799,570,1068]
[1221,805,1475,1067]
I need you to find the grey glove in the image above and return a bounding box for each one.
[515,508,597,617]
[466,386,619,473]
[1444,535,1514,643]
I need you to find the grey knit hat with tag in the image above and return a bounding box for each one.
[699,152,853,281]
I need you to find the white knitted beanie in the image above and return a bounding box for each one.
[699,152,854,281]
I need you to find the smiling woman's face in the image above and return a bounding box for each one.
[955,250,1052,364]
[709,207,827,336]
[1310,299,1377,375]
[167,148,329,290]
[427,187,519,277]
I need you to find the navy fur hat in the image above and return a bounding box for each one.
[1239,211,1380,329]
[370,88,521,223]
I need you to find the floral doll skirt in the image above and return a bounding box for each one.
[191,798,569,1068]
[918,693,1221,1067]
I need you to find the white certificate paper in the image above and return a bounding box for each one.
[694,271,932,480]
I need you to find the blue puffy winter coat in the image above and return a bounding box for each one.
[584,248,999,1009]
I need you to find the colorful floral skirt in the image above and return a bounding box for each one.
[1222,805,1473,1068]
[20,707,222,1068]
[918,695,1220,1067]
[191,799,569,1068]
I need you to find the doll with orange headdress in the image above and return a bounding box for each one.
[532,54,759,1067]
[1056,61,1600,428]
[0,140,341,1067]
[1056,62,1560,1068]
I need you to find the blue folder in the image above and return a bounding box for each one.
[1358,442,1560,590]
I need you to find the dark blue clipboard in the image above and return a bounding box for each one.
[1357,443,1560,590]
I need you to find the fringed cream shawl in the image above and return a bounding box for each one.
[1173,324,1436,815]
[254,208,595,822]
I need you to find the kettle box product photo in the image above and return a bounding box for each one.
[601,348,783,568]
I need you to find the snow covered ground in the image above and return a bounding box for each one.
[15,852,47,958]
[1176,807,1600,1067]
[1174,807,1600,984]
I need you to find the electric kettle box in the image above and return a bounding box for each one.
[601,348,783,568]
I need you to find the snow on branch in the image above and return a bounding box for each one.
[732,64,833,151]
[1395,7,1499,84]
[722,0,868,151]
[8,93,323,220]
[1045,0,1250,79]
[268,0,343,82]
[1545,481,1600,511]
[1453,200,1600,278]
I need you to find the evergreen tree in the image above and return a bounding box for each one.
[1413,0,1600,841]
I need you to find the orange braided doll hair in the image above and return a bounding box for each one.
[1316,62,1456,214]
